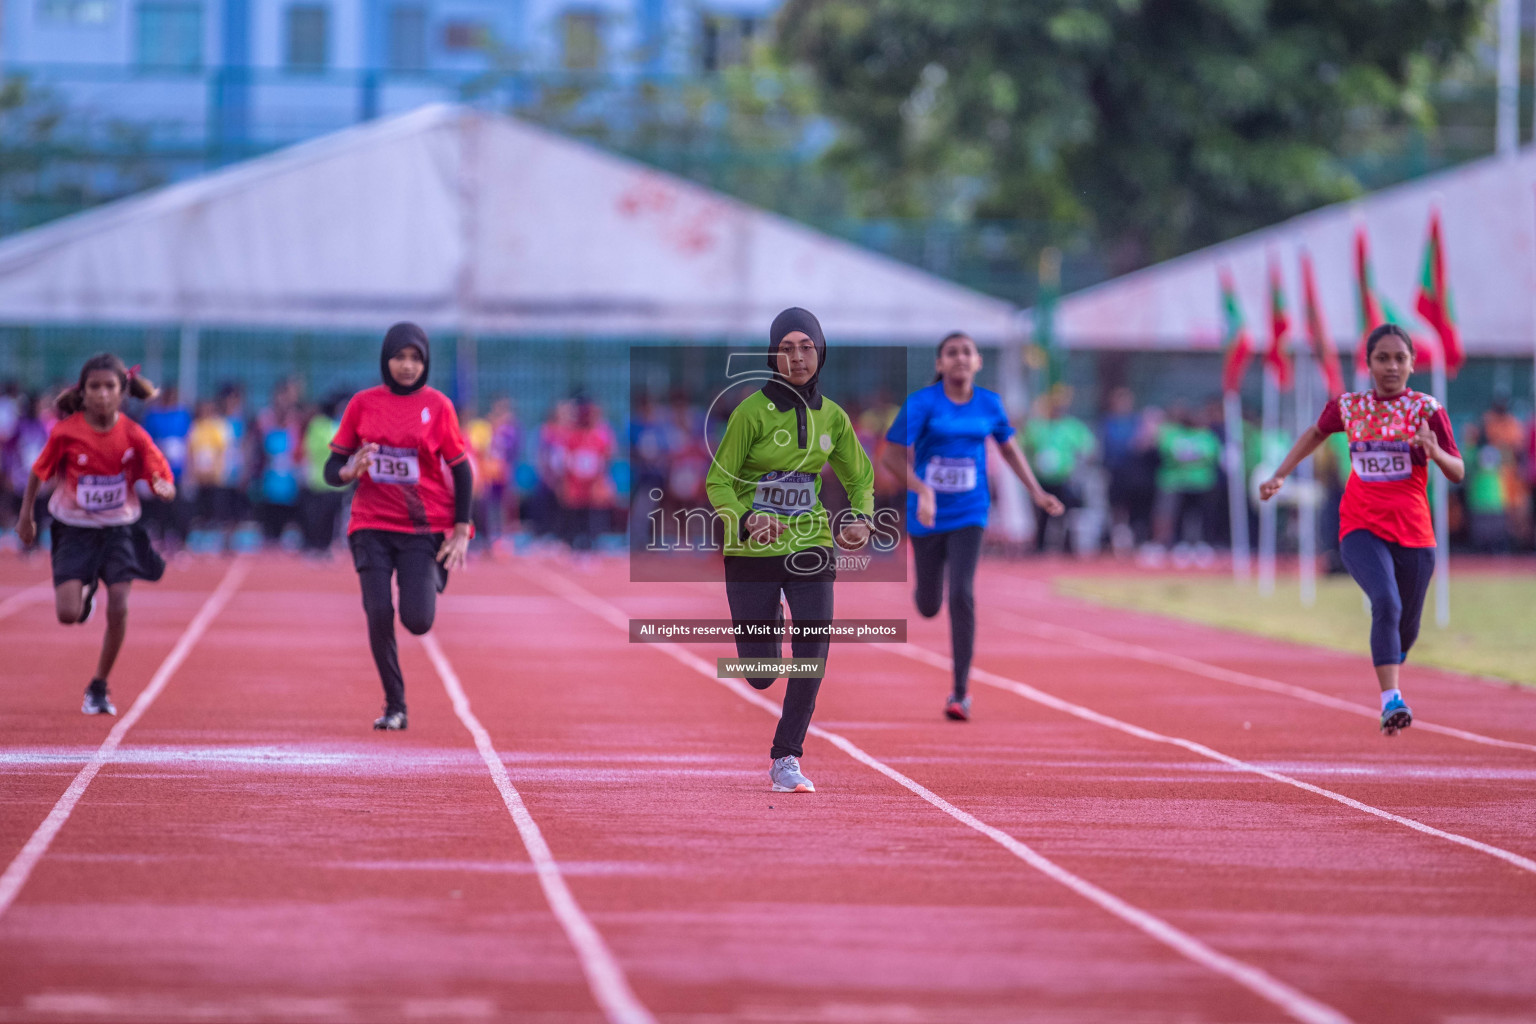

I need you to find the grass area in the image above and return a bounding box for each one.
[1056,572,1536,687]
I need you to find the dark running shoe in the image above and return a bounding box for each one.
[78,579,99,624]
[944,694,972,722]
[1380,696,1413,737]
[373,710,408,731]
[81,679,116,716]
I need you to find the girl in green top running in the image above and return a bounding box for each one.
[705,307,875,794]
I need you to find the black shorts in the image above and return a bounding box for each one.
[348,528,449,593]
[50,521,166,588]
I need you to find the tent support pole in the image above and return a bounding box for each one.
[179,323,199,404]
[1432,356,1451,627]
[1223,391,1250,583]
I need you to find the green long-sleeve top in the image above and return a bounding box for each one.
[705,390,875,557]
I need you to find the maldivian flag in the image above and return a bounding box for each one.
[1220,268,1254,393]
[1300,250,1345,398]
[1354,226,1438,373]
[1414,209,1465,375]
[1266,257,1294,390]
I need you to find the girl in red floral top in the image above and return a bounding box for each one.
[1261,325,1464,736]
[17,354,176,716]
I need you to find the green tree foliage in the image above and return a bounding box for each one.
[777,0,1487,273]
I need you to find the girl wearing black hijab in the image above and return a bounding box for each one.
[704,308,875,793]
[324,323,473,729]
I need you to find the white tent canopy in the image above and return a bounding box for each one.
[1053,147,1536,357]
[0,104,1020,343]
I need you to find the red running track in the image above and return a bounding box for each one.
[1,550,1534,1024]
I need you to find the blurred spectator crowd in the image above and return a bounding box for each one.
[3,375,1533,561]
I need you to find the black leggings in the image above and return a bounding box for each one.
[724,557,834,761]
[1339,529,1435,668]
[911,525,984,698]
[350,529,446,714]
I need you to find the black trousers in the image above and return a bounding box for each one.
[301,489,345,551]
[1339,529,1435,668]
[911,524,984,699]
[724,550,834,761]
[350,529,447,714]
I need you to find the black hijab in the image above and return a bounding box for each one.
[381,322,430,395]
[762,307,825,413]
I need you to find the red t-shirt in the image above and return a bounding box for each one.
[1316,389,1459,548]
[560,423,616,508]
[329,386,469,535]
[32,412,173,528]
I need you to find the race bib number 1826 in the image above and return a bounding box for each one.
[1350,440,1412,483]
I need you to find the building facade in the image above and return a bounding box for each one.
[2,0,781,150]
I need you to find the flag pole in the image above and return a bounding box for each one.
[1258,369,1278,596]
[1224,391,1250,583]
[1431,352,1451,628]
[1296,347,1317,607]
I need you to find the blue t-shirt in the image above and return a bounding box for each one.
[142,406,192,481]
[885,382,1015,536]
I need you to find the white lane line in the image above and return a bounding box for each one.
[0,558,249,920]
[994,607,1536,756]
[883,640,1536,877]
[520,565,1353,1024]
[0,580,53,623]
[419,634,656,1024]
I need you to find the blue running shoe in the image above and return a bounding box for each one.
[944,694,972,721]
[1380,696,1413,736]
[769,755,815,793]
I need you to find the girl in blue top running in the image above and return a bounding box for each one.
[881,332,1064,720]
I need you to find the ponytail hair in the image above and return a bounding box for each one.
[55,353,158,417]
[933,331,973,383]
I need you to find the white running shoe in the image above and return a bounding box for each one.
[770,755,815,793]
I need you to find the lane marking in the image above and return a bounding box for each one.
[0,558,249,920]
[0,580,53,623]
[520,565,1353,1024]
[990,603,1536,755]
[419,634,656,1024]
[882,641,1536,877]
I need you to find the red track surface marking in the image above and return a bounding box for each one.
[518,565,1355,1024]
[420,634,657,1024]
[882,641,1536,874]
[0,581,51,622]
[993,603,1536,755]
[0,558,248,919]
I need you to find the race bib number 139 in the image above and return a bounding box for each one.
[371,446,421,485]
[1350,440,1412,483]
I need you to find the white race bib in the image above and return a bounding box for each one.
[752,470,817,515]
[78,473,127,512]
[924,456,977,493]
[1350,441,1412,483]
[371,446,421,485]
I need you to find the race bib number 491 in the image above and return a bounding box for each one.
[752,470,817,515]
[924,456,977,493]
[78,473,127,511]
[1350,440,1412,483]
[371,446,421,485]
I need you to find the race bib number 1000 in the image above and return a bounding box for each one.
[1350,440,1412,483]
[752,470,817,515]
[371,446,421,485]
[924,456,977,494]
[78,473,127,512]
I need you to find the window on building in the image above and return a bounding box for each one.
[699,13,758,73]
[36,0,113,25]
[560,10,604,71]
[135,1,203,70]
[285,4,329,72]
[441,20,487,53]
[388,5,427,69]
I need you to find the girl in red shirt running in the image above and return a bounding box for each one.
[1261,325,1464,735]
[16,354,175,715]
[324,323,473,730]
